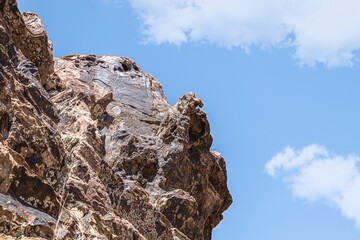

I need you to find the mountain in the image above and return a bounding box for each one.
[0,1,232,239]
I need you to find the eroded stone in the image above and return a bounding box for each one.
[0,1,232,239]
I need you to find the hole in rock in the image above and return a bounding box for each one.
[0,112,10,139]
[142,162,158,182]
[189,117,205,142]
[122,63,129,71]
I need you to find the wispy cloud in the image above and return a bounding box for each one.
[126,0,360,67]
[266,144,360,227]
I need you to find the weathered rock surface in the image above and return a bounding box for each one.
[0,0,232,239]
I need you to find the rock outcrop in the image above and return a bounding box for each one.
[0,1,232,239]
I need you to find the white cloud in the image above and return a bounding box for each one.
[127,0,360,67]
[266,144,360,227]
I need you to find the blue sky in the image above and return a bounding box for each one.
[18,0,360,239]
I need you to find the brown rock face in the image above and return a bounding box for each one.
[0,1,232,239]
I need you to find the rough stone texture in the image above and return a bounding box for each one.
[0,1,232,239]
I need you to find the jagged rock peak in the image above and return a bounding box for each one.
[0,1,232,239]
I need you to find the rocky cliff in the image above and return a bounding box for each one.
[0,1,232,239]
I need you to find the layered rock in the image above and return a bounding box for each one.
[0,1,232,239]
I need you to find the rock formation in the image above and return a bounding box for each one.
[0,0,232,239]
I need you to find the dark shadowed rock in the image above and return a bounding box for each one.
[0,1,232,239]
